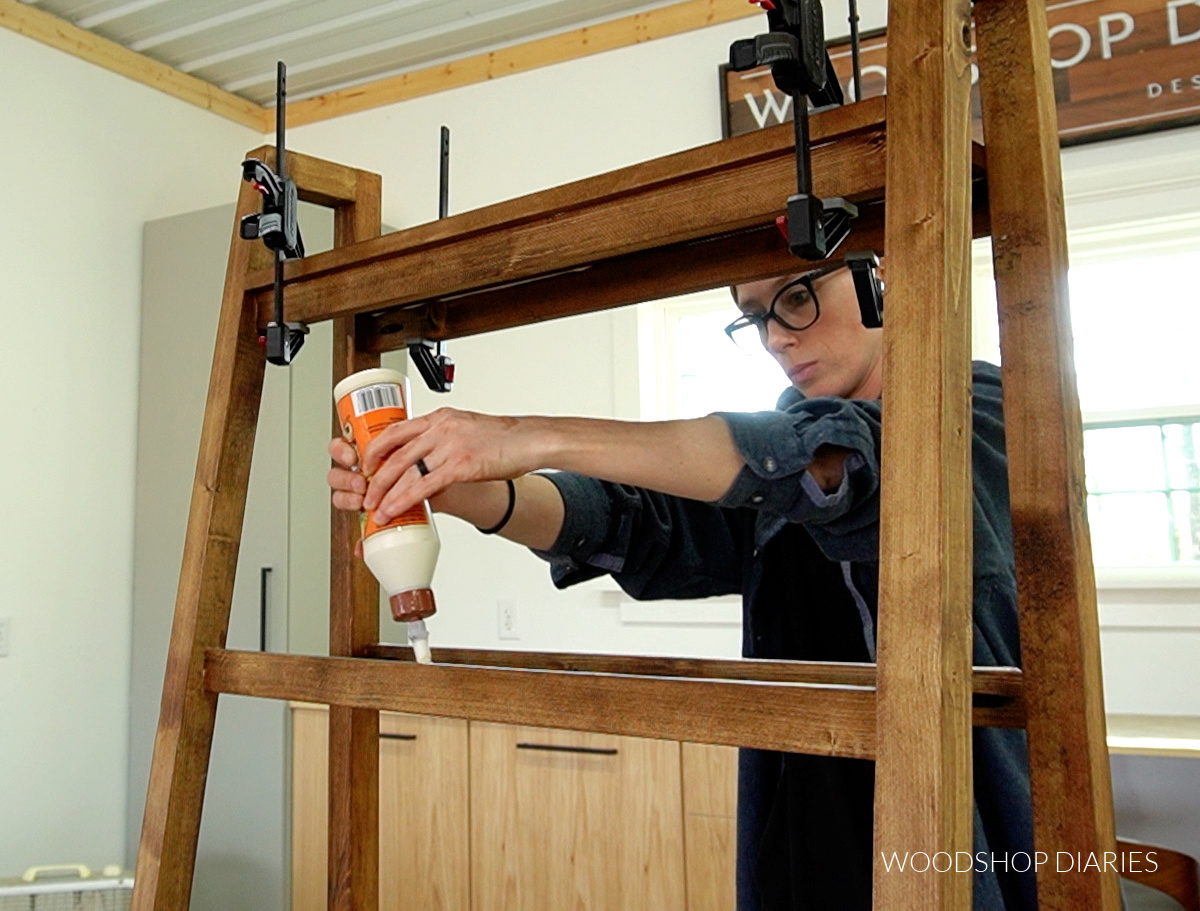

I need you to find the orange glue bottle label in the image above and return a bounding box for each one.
[335,380,429,537]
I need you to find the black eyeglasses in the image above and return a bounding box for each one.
[724,263,845,350]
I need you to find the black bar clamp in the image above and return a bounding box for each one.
[729,0,856,262]
[408,126,456,393]
[240,62,308,366]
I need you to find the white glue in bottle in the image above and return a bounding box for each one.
[334,367,439,664]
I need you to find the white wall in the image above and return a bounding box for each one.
[0,28,258,876]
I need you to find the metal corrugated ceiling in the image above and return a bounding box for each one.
[18,0,667,104]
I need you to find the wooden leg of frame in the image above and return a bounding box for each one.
[974,1,1121,908]
[131,179,269,910]
[328,176,384,911]
[875,0,976,907]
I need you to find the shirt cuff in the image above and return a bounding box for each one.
[713,405,877,520]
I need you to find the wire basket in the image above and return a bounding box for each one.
[0,865,133,911]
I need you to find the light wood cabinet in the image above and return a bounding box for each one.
[681,744,737,911]
[469,723,686,911]
[291,711,735,910]
[291,705,470,910]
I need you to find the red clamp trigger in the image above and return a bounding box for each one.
[775,215,790,243]
[750,0,777,9]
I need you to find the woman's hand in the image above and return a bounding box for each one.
[328,437,367,513]
[357,407,538,526]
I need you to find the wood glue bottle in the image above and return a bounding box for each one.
[334,367,439,664]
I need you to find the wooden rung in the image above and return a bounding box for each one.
[353,196,987,353]
[203,650,1023,755]
[208,649,875,757]
[364,644,1024,701]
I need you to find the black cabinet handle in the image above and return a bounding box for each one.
[259,567,272,652]
[380,733,417,742]
[516,742,618,756]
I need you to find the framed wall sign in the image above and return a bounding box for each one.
[722,0,1200,146]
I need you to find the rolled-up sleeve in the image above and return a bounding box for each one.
[714,396,882,532]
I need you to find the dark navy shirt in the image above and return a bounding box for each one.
[535,361,1037,910]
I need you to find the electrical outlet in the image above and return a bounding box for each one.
[497,600,519,640]
[0,617,10,657]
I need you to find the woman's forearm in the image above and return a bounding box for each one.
[427,416,743,553]
[433,474,565,551]
[522,414,746,502]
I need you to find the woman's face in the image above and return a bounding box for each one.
[734,267,884,400]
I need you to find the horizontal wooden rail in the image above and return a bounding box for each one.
[357,221,832,353]
[204,649,1022,757]
[365,644,1024,700]
[208,649,878,757]
[357,188,988,353]
[248,99,887,329]
[249,97,989,348]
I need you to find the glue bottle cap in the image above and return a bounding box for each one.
[390,587,436,622]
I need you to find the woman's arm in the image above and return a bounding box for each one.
[327,408,852,548]
[357,409,745,518]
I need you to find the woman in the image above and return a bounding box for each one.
[328,262,1037,909]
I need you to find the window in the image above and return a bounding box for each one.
[638,288,784,421]
[1066,224,1200,569]
[1084,417,1200,566]
[642,215,1200,570]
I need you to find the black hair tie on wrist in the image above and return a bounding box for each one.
[478,479,516,535]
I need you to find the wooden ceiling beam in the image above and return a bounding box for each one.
[0,0,268,130]
[2,0,759,130]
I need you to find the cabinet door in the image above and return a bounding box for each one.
[379,713,471,910]
[291,706,470,911]
[681,744,737,911]
[470,723,686,911]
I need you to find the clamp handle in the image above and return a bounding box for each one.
[408,340,455,393]
[845,250,884,328]
[239,159,304,261]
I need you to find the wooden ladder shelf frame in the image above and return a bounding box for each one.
[132,0,1120,908]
